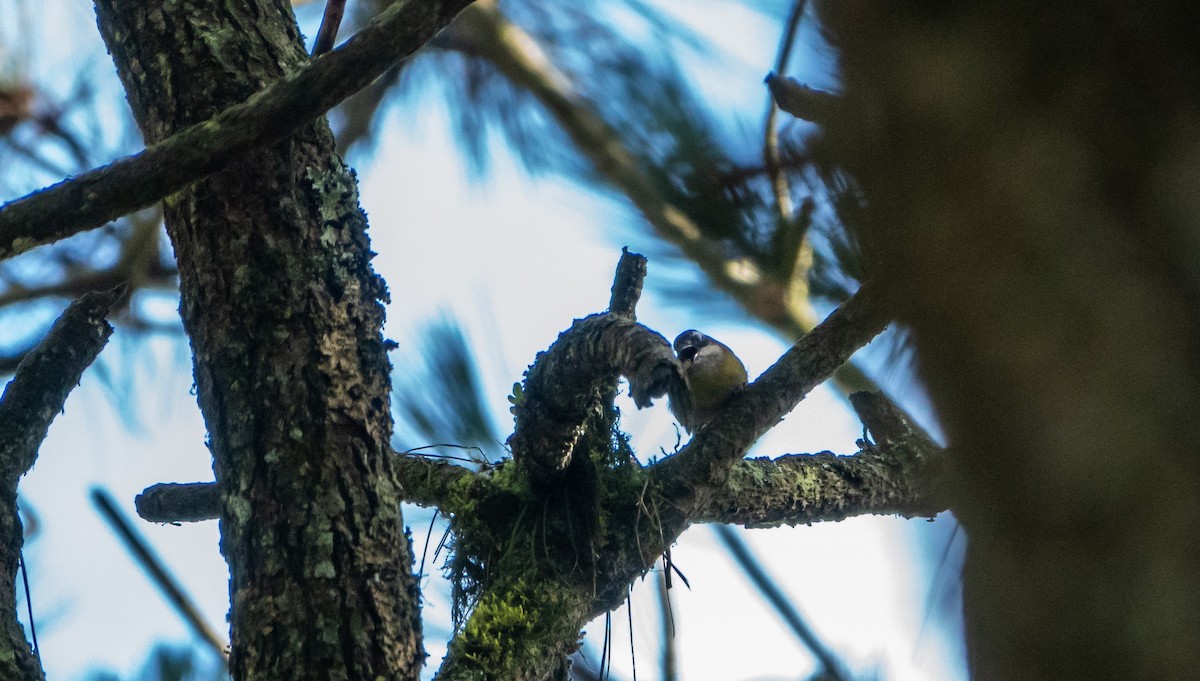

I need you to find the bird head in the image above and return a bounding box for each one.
[669,330,748,433]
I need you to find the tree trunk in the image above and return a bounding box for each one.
[93,2,421,678]
[819,3,1200,680]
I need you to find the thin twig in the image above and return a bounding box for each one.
[714,524,851,681]
[656,566,677,681]
[311,0,347,56]
[17,551,38,665]
[763,0,808,222]
[91,487,228,661]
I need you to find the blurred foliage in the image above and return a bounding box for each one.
[1,0,881,374]
[85,644,226,681]
[1,12,179,376]
[391,318,504,463]
[340,0,869,315]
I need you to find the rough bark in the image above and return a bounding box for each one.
[508,314,678,483]
[818,3,1200,680]
[93,1,421,678]
[693,443,945,527]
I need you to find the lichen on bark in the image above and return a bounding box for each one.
[93,1,421,678]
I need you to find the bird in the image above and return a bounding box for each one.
[669,330,748,433]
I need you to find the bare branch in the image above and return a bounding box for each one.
[135,482,222,524]
[0,287,122,480]
[135,452,479,523]
[607,248,647,319]
[0,0,476,260]
[508,314,678,482]
[0,287,120,681]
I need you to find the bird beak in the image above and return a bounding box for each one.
[678,345,699,364]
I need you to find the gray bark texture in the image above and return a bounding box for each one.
[817,2,1200,680]
[92,1,422,678]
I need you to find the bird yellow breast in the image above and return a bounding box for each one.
[685,345,748,414]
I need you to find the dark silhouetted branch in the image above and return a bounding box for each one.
[92,487,227,661]
[0,287,120,681]
[765,73,841,125]
[714,524,851,681]
[0,288,122,480]
[311,0,347,56]
[0,0,475,260]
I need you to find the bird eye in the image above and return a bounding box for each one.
[679,346,698,363]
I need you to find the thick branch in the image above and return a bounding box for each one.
[508,314,679,482]
[0,0,474,260]
[506,249,669,482]
[0,288,120,681]
[694,442,946,527]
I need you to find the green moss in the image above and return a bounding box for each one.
[450,579,583,678]
[437,402,656,673]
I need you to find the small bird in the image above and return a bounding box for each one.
[669,330,748,433]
